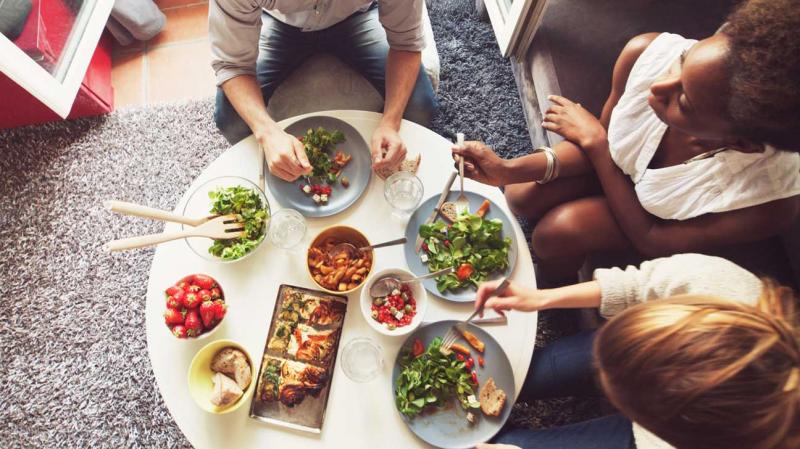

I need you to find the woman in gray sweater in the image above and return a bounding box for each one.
[475,253,799,449]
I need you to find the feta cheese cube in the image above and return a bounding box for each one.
[302,185,312,194]
[312,194,321,203]
[420,254,428,263]
[391,289,401,297]
[320,194,328,203]
[395,311,404,320]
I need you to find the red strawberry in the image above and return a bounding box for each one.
[171,289,186,305]
[212,299,227,320]
[164,308,184,325]
[210,287,222,299]
[171,325,188,338]
[176,281,190,291]
[198,289,212,302]
[199,301,216,328]
[183,292,200,309]
[166,285,181,296]
[184,310,203,337]
[166,295,182,310]
[193,274,215,290]
[187,284,201,293]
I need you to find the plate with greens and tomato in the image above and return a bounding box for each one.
[403,191,518,302]
[392,320,515,449]
[266,116,372,218]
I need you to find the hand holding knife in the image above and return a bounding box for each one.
[414,170,458,253]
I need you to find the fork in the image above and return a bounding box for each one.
[104,214,245,252]
[104,200,215,227]
[440,277,510,354]
[453,133,470,216]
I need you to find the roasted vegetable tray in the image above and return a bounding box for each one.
[249,284,348,433]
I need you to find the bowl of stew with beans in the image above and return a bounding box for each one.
[306,225,373,294]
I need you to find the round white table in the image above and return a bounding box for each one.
[145,110,538,449]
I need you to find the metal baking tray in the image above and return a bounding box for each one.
[249,284,348,433]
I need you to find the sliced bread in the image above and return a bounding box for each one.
[479,377,507,417]
[375,154,421,180]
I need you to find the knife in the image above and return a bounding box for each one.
[258,151,266,194]
[415,170,458,252]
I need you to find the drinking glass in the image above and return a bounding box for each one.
[268,208,307,250]
[384,171,424,219]
[340,337,384,383]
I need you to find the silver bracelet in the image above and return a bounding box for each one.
[532,146,560,184]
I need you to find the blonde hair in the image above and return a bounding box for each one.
[595,279,800,449]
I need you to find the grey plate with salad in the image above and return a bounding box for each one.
[392,320,515,449]
[403,191,518,302]
[266,116,372,218]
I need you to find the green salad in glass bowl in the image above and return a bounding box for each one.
[182,176,270,262]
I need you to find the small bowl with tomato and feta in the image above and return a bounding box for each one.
[360,268,427,336]
[163,274,228,340]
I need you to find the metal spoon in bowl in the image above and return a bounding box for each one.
[369,266,455,298]
[328,237,408,260]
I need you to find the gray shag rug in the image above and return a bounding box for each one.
[0,1,598,447]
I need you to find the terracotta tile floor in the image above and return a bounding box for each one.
[111,0,215,109]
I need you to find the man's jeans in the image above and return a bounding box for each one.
[494,331,636,449]
[214,4,439,144]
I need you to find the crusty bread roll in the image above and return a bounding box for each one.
[211,347,252,390]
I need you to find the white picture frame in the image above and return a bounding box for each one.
[0,0,114,118]
[484,0,548,58]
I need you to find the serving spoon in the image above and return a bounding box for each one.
[327,237,407,260]
[369,266,455,297]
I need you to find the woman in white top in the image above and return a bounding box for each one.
[472,254,800,449]
[453,0,800,283]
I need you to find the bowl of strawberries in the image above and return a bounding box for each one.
[163,274,227,339]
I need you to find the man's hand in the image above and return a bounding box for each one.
[542,95,608,152]
[474,279,549,316]
[452,141,509,187]
[371,123,407,171]
[257,127,312,182]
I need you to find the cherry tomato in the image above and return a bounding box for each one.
[444,240,451,247]
[478,356,485,368]
[456,354,465,362]
[412,339,425,358]
[465,357,474,370]
[421,242,429,252]
[456,263,474,281]
[471,371,478,385]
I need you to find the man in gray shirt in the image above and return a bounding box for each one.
[210,0,438,181]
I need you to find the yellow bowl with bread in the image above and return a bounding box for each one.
[307,225,373,295]
[187,339,256,414]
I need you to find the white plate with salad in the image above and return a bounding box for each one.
[392,320,515,449]
[403,191,518,302]
[266,116,372,218]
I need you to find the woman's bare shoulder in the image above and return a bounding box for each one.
[611,33,662,92]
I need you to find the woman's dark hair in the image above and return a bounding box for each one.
[723,0,800,151]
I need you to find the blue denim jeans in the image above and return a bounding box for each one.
[494,331,636,449]
[214,3,439,144]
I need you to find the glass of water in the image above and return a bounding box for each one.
[340,337,383,383]
[268,208,307,250]
[384,171,424,219]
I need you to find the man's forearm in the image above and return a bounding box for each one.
[382,49,421,129]
[221,75,280,138]
[502,140,594,185]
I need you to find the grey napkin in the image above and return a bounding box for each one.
[109,0,166,43]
